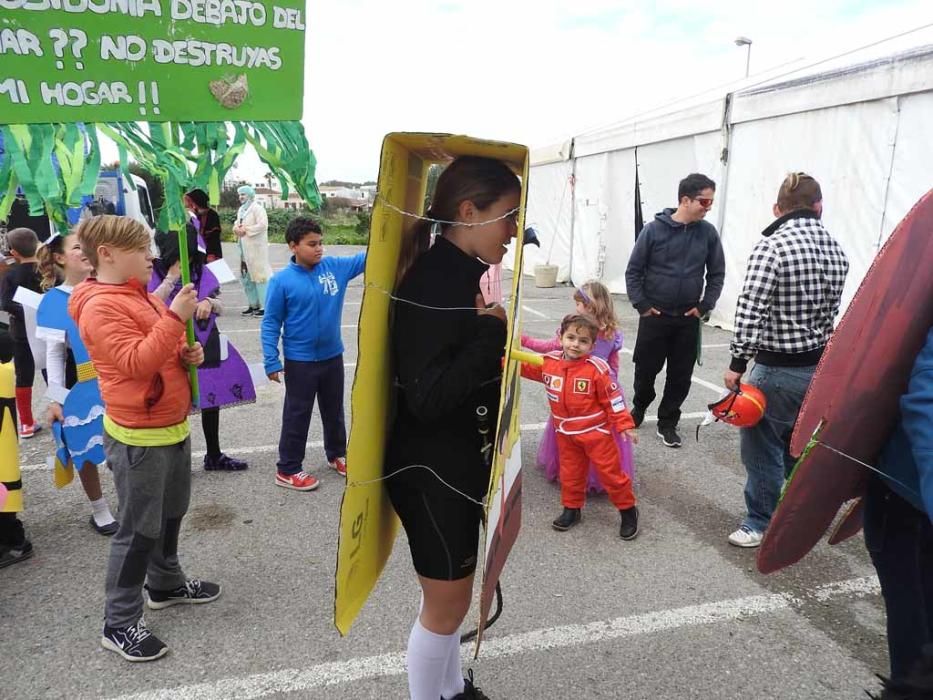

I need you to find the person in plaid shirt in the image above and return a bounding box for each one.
[724,172,849,548]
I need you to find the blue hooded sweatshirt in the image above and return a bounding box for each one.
[261,252,367,373]
[878,325,933,521]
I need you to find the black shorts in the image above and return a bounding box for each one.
[387,472,484,581]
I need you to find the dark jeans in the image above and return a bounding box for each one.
[864,475,933,682]
[632,314,699,429]
[276,355,347,475]
[0,512,25,547]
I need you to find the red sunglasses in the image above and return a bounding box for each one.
[694,197,714,208]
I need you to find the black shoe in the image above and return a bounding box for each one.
[89,515,119,536]
[656,426,682,448]
[0,539,33,569]
[448,669,491,699]
[631,406,645,428]
[619,506,639,540]
[101,618,168,662]
[203,453,248,471]
[145,578,222,610]
[241,307,257,316]
[551,507,581,531]
[253,308,264,317]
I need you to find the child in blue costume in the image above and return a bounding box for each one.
[149,228,255,470]
[36,232,118,535]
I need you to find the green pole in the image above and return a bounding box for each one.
[161,122,200,407]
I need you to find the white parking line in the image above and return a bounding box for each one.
[521,305,548,319]
[20,415,707,472]
[106,576,879,700]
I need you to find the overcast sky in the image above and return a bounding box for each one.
[226,0,933,184]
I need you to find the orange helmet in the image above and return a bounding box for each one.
[707,383,767,428]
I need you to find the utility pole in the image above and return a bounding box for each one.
[735,36,753,78]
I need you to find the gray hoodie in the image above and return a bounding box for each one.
[625,208,725,316]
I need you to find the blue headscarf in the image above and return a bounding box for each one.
[237,185,256,220]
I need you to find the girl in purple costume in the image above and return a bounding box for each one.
[149,227,256,471]
[522,281,635,493]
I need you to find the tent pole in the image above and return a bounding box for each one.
[567,140,576,285]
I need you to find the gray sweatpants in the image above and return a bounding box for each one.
[103,433,191,628]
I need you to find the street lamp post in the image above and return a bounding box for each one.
[735,36,752,78]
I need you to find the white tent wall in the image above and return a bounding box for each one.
[879,92,933,243]
[635,131,726,237]
[710,98,900,329]
[571,149,637,293]
[506,159,575,282]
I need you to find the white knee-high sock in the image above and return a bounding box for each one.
[440,633,465,699]
[407,618,457,700]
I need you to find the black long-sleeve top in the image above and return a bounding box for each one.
[0,262,41,342]
[384,237,506,499]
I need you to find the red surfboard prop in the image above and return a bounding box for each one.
[757,189,933,574]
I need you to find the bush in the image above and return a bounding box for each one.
[218,207,368,246]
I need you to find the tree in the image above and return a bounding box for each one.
[220,181,246,209]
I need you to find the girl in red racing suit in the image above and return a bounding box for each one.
[522,314,640,539]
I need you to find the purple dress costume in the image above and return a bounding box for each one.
[148,263,256,412]
[522,330,635,494]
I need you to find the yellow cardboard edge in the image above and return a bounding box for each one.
[334,133,529,637]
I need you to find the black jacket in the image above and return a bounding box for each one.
[625,209,725,315]
[0,262,41,342]
[384,237,506,499]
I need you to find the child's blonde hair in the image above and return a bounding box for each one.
[573,281,618,337]
[77,216,150,269]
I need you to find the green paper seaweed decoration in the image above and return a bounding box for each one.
[1,120,320,233]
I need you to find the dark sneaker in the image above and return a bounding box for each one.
[145,578,222,610]
[89,515,118,536]
[0,539,33,569]
[619,506,639,540]
[448,669,491,699]
[241,306,257,315]
[253,308,264,317]
[101,618,168,662]
[631,406,645,428]
[656,426,682,448]
[551,507,582,532]
[203,453,248,471]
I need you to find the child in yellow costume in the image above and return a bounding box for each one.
[0,330,32,568]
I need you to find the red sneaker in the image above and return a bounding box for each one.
[19,424,41,439]
[328,457,347,478]
[275,471,320,491]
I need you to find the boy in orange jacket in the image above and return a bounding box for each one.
[70,216,219,663]
[522,314,640,539]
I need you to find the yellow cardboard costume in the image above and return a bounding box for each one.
[334,133,529,655]
[0,361,22,513]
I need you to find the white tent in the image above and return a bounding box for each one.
[509,45,933,330]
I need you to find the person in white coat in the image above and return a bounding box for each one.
[234,185,274,316]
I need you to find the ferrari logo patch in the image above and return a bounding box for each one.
[573,378,591,394]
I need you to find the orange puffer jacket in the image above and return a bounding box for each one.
[522,351,635,435]
[69,278,192,428]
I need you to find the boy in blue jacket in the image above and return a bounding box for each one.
[261,217,366,491]
[864,323,933,689]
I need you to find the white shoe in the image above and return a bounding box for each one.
[728,526,763,548]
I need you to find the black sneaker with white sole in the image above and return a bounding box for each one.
[656,426,682,448]
[619,506,639,540]
[145,578,221,610]
[101,618,168,662]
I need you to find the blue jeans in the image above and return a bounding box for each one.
[739,363,815,533]
[864,475,933,681]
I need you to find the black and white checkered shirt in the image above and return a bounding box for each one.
[730,212,848,372]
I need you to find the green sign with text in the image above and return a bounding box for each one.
[0,0,306,123]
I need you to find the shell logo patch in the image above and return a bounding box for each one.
[573,378,591,394]
[544,374,564,391]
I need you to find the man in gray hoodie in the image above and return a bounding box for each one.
[625,173,725,447]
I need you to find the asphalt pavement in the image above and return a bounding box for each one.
[0,242,887,699]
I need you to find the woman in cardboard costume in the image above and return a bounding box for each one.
[385,156,520,700]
